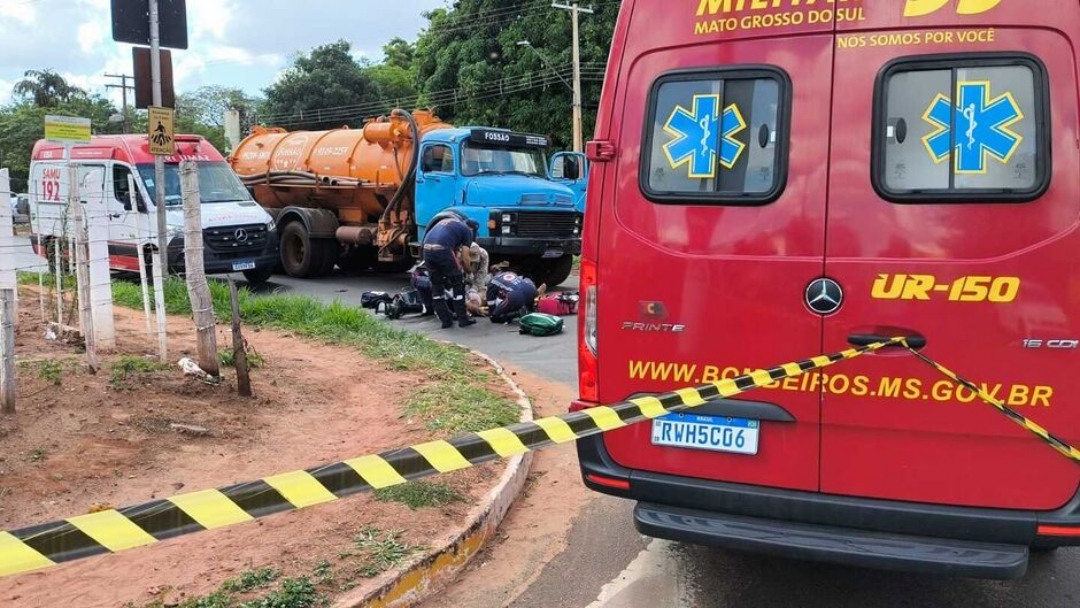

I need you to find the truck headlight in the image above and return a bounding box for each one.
[502,214,513,223]
[501,225,512,235]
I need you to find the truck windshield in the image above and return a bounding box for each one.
[137,162,251,206]
[460,142,547,178]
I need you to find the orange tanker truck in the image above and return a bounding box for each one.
[229,109,585,286]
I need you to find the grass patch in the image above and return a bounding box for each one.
[110,355,169,387]
[236,576,321,608]
[37,360,64,385]
[404,380,520,434]
[126,566,327,608]
[222,568,279,593]
[351,527,423,578]
[220,347,265,369]
[373,481,467,510]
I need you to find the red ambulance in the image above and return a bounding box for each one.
[574,0,1080,579]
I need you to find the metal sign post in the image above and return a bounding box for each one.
[43,116,91,328]
[149,0,170,362]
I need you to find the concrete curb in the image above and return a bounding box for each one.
[334,345,535,608]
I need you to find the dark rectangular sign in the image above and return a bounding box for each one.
[469,129,550,149]
[133,47,175,109]
[111,0,189,50]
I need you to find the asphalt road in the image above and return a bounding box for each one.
[12,235,1080,606]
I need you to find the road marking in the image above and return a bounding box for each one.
[586,539,693,608]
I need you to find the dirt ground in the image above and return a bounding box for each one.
[0,286,513,608]
[421,368,593,608]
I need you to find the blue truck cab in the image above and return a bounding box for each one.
[549,151,589,213]
[412,127,583,287]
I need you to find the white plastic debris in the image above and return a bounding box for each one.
[178,357,208,379]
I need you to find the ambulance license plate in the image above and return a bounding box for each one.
[651,413,759,455]
[232,261,256,271]
[542,249,563,259]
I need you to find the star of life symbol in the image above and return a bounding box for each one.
[922,81,1024,174]
[663,94,747,179]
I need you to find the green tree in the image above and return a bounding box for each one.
[260,40,383,130]
[364,63,418,106]
[176,85,260,151]
[411,0,619,150]
[382,37,416,71]
[12,69,86,108]
[0,71,118,191]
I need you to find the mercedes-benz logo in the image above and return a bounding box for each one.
[805,278,843,315]
[234,229,248,243]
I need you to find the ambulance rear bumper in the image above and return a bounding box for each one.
[577,433,1080,579]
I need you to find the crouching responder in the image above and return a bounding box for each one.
[486,270,539,324]
[422,215,479,328]
[466,241,491,292]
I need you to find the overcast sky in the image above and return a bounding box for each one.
[0,0,448,105]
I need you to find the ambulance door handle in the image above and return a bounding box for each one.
[848,333,926,350]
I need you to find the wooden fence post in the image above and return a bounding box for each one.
[180,160,219,377]
[229,278,252,397]
[1,288,14,415]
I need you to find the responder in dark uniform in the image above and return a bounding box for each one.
[486,270,539,324]
[422,216,479,328]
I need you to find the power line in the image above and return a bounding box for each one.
[262,73,606,129]
[253,64,607,124]
[261,76,607,129]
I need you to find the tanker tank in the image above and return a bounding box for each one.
[228,109,453,277]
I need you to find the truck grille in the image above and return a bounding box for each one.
[204,224,269,254]
[514,211,580,238]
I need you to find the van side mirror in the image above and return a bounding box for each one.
[562,156,580,181]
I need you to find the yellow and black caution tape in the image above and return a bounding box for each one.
[0,338,903,578]
[905,340,1080,463]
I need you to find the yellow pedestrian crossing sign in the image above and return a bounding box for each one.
[148,106,175,155]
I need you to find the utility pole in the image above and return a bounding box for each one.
[104,74,135,133]
[552,1,593,153]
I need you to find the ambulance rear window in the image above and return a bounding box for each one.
[641,67,789,205]
[873,54,1050,203]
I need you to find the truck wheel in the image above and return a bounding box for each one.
[242,267,274,286]
[316,240,340,277]
[280,222,323,278]
[338,247,378,274]
[532,255,574,288]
